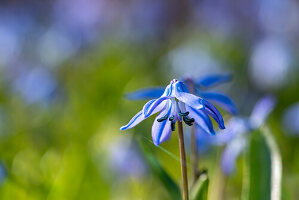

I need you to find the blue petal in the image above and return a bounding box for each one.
[221,137,247,175]
[120,111,144,130]
[143,96,171,117]
[125,87,165,100]
[152,103,173,146]
[143,99,156,114]
[249,95,276,129]
[203,100,225,129]
[161,80,175,97]
[174,81,204,110]
[195,73,232,88]
[199,91,238,115]
[174,80,189,93]
[186,105,215,135]
[121,100,166,130]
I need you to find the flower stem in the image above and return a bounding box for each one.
[178,120,189,200]
[191,125,200,183]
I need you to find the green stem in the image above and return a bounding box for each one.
[178,120,189,200]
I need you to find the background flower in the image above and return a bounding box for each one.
[217,96,276,175]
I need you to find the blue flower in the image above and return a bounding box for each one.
[126,73,237,115]
[216,95,276,175]
[121,79,225,146]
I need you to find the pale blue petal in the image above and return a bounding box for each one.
[249,95,276,129]
[143,96,171,117]
[186,105,215,135]
[161,81,175,97]
[221,137,247,175]
[199,91,238,115]
[142,81,176,117]
[152,104,173,146]
[120,111,144,130]
[203,100,225,129]
[121,100,166,130]
[175,91,204,110]
[143,99,156,114]
[195,73,232,88]
[125,87,165,100]
[174,81,204,110]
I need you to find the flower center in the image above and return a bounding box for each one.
[156,98,195,131]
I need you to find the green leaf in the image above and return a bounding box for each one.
[190,174,209,200]
[247,127,282,200]
[139,140,181,200]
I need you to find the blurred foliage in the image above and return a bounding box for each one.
[190,174,209,200]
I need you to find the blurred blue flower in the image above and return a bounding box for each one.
[0,162,7,186]
[282,102,299,135]
[216,95,276,175]
[107,138,147,179]
[14,68,57,104]
[250,37,292,90]
[121,79,225,146]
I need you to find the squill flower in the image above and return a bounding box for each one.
[120,79,225,146]
[126,74,237,115]
[215,95,276,175]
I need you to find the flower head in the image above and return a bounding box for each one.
[121,79,225,146]
[126,73,237,115]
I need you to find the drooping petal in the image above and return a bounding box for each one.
[120,100,166,130]
[174,81,204,110]
[203,100,225,129]
[249,95,276,129]
[175,92,204,110]
[186,105,215,135]
[195,73,232,88]
[199,91,238,115]
[125,87,165,100]
[120,111,144,130]
[221,137,247,175]
[152,103,173,146]
[143,96,171,117]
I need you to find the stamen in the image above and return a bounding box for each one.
[183,116,195,126]
[179,111,189,117]
[157,115,168,122]
[171,121,176,131]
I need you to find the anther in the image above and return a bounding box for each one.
[157,115,168,122]
[178,111,189,117]
[169,116,174,121]
[171,121,176,131]
[183,116,195,126]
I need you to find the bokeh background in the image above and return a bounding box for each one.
[0,0,299,199]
